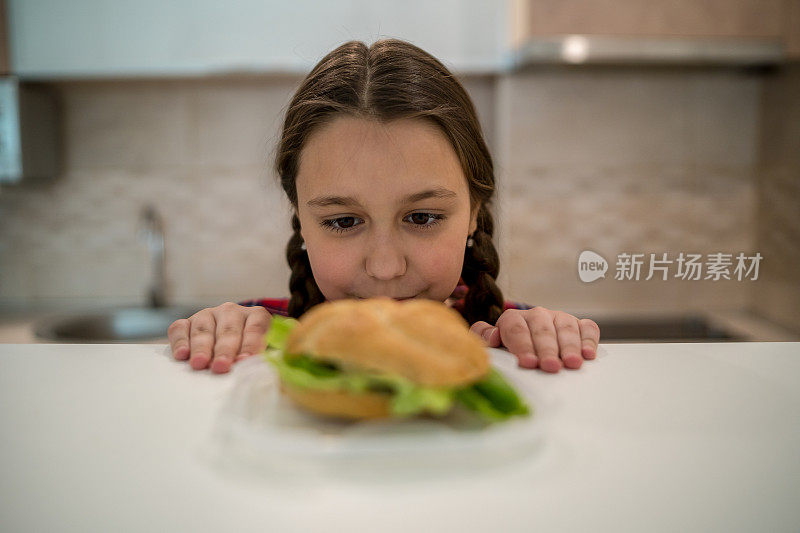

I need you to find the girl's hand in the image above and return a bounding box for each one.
[167,303,272,374]
[469,307,600,373]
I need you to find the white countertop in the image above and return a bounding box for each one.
[1,342,798,532]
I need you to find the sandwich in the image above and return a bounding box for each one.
[262,297,530,422]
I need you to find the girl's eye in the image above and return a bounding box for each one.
[320,216,360,233]
[319,213,446,234]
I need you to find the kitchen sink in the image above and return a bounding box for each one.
[31,205,206,343]
[594,314,745,342]
[34,306,202,343]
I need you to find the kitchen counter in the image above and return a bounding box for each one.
[1,342,798,532]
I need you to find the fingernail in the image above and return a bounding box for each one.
[563,353,583,369]
[189,355,209,370]
[174,347,189,360]
[518,353,538,368]
[211,357,231,373]
[540,357,562,373]
[582,347,596,359]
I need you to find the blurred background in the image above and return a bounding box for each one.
[0,0,798,343]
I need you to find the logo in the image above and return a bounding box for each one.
[578,250,608,283]
[577,251,762,282]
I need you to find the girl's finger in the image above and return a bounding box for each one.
[211,302,247,374]
[496,311,539,369]
[553,312,583,370]
[167,318,191,360]
[523,308,561,373]
[188,310,216,370]
[239,307,272,358]
[469,321,501,347]
[578,318,601,359]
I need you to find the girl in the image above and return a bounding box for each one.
[168,39,600,375]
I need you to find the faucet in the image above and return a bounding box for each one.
[139,204,167,308]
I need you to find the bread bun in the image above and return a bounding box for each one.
[280,381,391,420]
[285,296,489,388]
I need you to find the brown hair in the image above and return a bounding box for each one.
[275,39,505,326]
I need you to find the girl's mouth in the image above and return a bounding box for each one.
[356,295,416,301]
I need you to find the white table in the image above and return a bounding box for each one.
[1,342,798,532]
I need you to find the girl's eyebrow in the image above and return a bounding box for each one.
[306,187,457,208]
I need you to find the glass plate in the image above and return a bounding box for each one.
[203,351,551,481]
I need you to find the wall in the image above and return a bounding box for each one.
[497,67,761,314]
[0,69,765,317]
[752,64,800,333]
[0,75,496,309]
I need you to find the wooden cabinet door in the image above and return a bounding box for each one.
[516,0,784,39]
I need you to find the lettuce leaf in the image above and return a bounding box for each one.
[264,351,454,417]
[264,315,298,352]
[454,368,530,421]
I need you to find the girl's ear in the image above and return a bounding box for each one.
[469,202,481,235]
[295,211,305,240]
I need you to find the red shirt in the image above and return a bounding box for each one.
[238,278,533,320]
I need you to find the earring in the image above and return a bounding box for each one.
[466,236,474,248]
[300,241,307,251]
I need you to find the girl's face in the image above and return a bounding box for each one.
[296,116,479,303]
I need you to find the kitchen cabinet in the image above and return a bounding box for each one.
[9,0,798,78]
[0,0,9,75]
[788,0,800,57]
[515,0,785,40]
[7,0,508,79]
[512,0,800,64]
[0,77,59,183]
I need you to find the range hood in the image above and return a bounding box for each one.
[511,35,785,67]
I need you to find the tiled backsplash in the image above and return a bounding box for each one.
[752,65,800,334]
[495,68,761,315]
[0,69,779,323]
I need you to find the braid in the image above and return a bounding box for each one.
[286,213,326,318]
[460,204,504,326]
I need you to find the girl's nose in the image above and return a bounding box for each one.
[365,235,407,280]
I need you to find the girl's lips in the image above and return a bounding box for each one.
[356,295,416,301]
